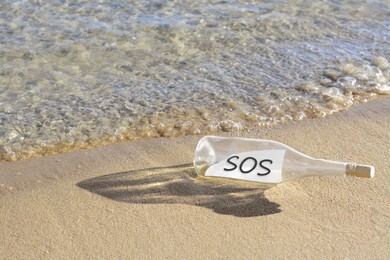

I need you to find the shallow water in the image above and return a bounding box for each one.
[0,0,389,161]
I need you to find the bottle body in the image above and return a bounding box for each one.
[194,136,351,184]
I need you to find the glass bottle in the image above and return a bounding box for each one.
[193,136,374,184]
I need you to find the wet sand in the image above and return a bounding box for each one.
[1,97,389,259]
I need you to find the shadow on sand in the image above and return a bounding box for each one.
[77,163,281,217]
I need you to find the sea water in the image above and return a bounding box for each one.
[0,0,389,161]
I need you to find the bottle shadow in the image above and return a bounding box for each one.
[77,163,281,217]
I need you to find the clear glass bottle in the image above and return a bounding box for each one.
[193,136,374,184]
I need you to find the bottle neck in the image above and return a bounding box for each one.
[283,158,348,181]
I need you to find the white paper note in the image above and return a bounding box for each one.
[205,150,286,183]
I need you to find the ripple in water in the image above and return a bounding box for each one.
[0,0,389,161]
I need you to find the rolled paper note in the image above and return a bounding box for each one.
[193,136,375,184]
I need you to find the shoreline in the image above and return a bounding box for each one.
[1,97,390,258]
[2,91,389,163]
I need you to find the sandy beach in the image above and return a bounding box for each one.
[1,97,389,259]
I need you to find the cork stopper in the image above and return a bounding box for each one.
[346,164,375,178]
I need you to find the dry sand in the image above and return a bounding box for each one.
[1,97,390,259]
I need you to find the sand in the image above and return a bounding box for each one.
[1,97,390,259]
